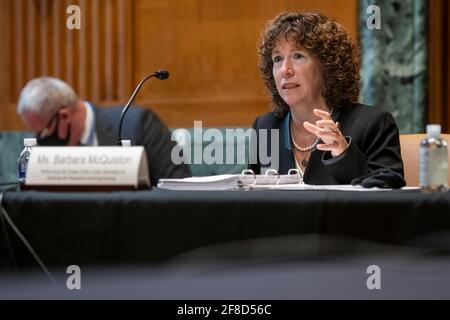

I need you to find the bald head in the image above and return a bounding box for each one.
[17,77,79,117]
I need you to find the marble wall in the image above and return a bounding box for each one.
[0,129,248,183]
[0,132,31,183]
[359,0,427,133]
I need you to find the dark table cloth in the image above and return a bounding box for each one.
[1,188,450,267]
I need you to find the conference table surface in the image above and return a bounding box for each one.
[1,186,450,268]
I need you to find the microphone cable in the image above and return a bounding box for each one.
[0,186,17,270]
[0,190,56,286]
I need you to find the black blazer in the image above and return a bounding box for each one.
[249,103,404,185]
[91,104,191,185]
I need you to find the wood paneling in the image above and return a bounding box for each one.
[428,0,450,132]
[133,0,358,127]
[0,0,133,130]
[0,0,357,130]
[0,0,11,111]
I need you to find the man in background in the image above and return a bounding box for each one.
[17,77,191,185]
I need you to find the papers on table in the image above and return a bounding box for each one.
[248,184,419,191]
[157,170,420,191]
[157,170,301,191]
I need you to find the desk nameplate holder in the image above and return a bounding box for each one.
[23,146,150,191]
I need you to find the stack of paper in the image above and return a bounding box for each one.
[157,172,301,191]
[157,169,417,191]
[157,174,245,191]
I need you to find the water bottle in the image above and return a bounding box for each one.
[17,138,37,187]
[419,124,448,192]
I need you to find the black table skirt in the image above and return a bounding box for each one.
[1,188,450,267]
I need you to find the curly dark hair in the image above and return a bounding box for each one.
[259,11,360,118]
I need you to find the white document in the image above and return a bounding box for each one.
[157,170,302,191]
[248,184,386,191]
[26,146,150,188]
[158,172,419,192]
[262,185,420,191]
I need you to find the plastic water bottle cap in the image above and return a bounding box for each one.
[121,140,131,147]
[24,138,37,147]
[426,124,441,138]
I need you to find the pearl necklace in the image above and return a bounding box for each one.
[290,109,334,167]
[290,121,320,152]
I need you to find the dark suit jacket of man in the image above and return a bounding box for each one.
[92,103,191,185]
[249,103,404,185]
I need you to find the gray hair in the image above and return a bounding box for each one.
[17,77,79,116]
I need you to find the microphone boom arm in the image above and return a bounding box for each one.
[116,70,169,145]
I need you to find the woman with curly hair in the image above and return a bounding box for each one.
[249,11,404,186]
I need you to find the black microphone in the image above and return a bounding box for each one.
[116,70,170,145]
[154,70,169,80]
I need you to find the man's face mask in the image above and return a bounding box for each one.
[36,111,71,146]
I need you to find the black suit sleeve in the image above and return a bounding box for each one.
[321,111,404,184]
[135,110,191,185]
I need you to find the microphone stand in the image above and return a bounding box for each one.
[116,70,169,145]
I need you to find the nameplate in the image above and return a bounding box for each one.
[26,146,150,189]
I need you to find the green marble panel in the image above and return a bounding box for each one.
[0,129,249,182]
[0,131,32,184]
[359,0,426,133]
